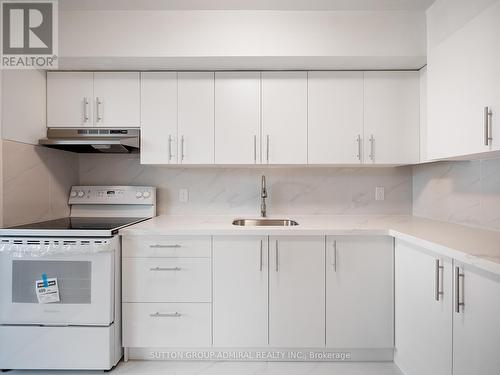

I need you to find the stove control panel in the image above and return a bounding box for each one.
[69,186,156,205]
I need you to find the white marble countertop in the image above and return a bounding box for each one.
[120,215,500,276]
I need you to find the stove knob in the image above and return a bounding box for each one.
[77,191,85,198]
[143,191,151,198]
[136,192,143,199]
[70,191,77,198]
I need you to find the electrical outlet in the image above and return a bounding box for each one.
[179,188,189,203]
[375,187,385,201]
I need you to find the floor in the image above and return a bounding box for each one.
[8,361,404,374]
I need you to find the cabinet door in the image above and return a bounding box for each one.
[364,72,419,164]
[140,72,178,164]
[269,236,325,347]
[93,72,140,127]
[47,72,94,127]
[178,72,215,164]
[213,236,268,347]
[215,72,261,164]
[308,72,364,164]
[326,236,393,349]
[262,72,307,164]
[394,240,452,375]
[453,263,500,375]
[427,1,500,159]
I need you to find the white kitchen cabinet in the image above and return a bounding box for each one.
[122,258,211,303]
[262,72,307,164]
[123,302,211,348]
[308,72,364,164]
[140,72,178,164]
[326,236,393,349]
[394,240,453,375]
[93,72,140,127]
[427,1,500,160]
[364,71,420,164]
[213,236,268,347]
[47,72,94,127]
[178,72,215,164]
[453,263,500,375]
[269,236,325,347]
[215,72,261,164]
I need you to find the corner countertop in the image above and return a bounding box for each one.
[120,215,500,276]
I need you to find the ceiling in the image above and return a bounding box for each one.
[60,0,436,11]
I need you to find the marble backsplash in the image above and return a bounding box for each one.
[78,154,412,216]
[413,158,500,231]
[1,140,79,227]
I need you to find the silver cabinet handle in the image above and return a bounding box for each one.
[275,240,279,272]
[259,239,263,271]
[150,267,181,271]
[369,135,375,161]
[83,97,89,122]
[435,259,444,301]
[168,135,173,161]
[149,244,181,249]
[254,135,257,164]
[150,312,181,318]
[331,240,337,272]
[356,135,362,162]
[96,97,103,122]
[484,106,493,146]
[455,266,465,313]
[266,135,270,164]
[181,135,185,161]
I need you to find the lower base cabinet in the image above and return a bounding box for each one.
[269,236,325,347]
[327,236,394,349]
[395,240,453,375]
[395,240,500,375]
[122,234,395,360]
[213,236,268,347]
[453,262,500,375]
[123,302,211,347]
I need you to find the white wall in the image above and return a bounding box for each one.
[59,10,427,69]
[1,70,46,145]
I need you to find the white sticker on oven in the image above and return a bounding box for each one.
[35,275,60,304]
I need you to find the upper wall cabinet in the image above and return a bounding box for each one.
[47,72,140,128]
[140,72,178,164]
[364,72,420,165]
[178,72,215,164]
[308,72,364,164]
[427,1,500,160]
[93,72,140,127]
[215,72,261,164]
[262,72,308,164]
[47,72,94,127]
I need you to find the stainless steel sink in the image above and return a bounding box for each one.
[232,218,299,227]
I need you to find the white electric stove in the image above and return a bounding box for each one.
[0,186,156,371]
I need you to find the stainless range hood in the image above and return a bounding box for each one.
[39,128,140,153]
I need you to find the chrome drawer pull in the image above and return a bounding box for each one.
[435,259,444,301]
[455,266,465,313]
[150,312,182,318]
[149,244,181,248]
[150,267,181,271]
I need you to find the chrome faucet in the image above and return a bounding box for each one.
[260,175,268,218]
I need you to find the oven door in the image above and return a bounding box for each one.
[0,237,117,326]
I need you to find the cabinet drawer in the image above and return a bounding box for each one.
[123,303,211,348]
[122,236,211,258]
[122,258,211,302]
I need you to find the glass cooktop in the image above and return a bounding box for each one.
[5,217,147,231]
